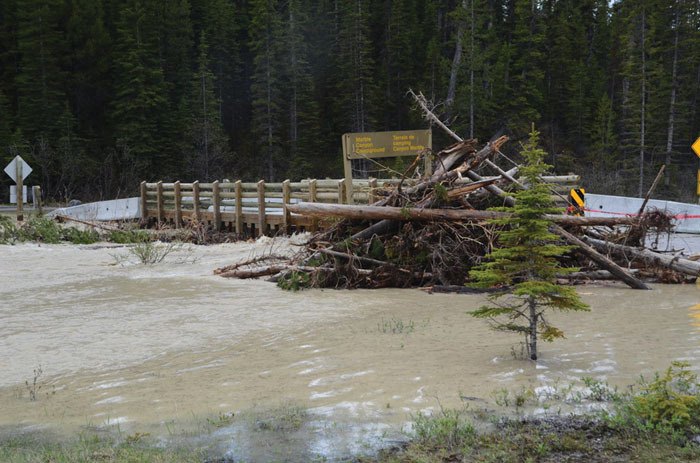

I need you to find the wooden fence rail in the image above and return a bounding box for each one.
[140,176,579,237]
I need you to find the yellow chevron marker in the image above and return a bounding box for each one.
[569,188,585,208]
[693,137,700,158]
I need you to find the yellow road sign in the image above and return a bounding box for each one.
[693,137,700,158]
[569,188,585,208]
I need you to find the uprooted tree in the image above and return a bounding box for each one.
[469,129,589,360]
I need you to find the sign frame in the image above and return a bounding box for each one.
[341,130,432,204]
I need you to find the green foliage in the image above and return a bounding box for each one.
[60,226,99,245]
[277,270,310,291]
[616,362,700,434]
[17,217,62,243]
[469,129,589,360]
[128,241,180,265]
[107,229,151,244]
[412,409,475,452]
[0,216,16,244]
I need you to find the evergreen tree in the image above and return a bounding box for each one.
[111,0,168,180]
[334,0,378,133]
[188,32,230,181]
[0,90,13,159]
[249,0,284,180]
[505,0,546,133]
[197,0,242,139]
[157,0,194,176]
[284,0,321,179]
[470,129,589,360]
[65,0,111,142]
[15,0,67,142]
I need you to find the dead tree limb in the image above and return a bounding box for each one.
[583,236,700,278]
[552,225,651,290]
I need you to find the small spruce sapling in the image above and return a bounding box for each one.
[469,128,589,360]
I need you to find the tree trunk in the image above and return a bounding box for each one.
[446,0,467,110]
[469,0,475,138]
[664,10,679,188]
[639,7,646,198]
[529,296,538,361]
[287,202,641,226]
[583,237,700,278]
[552,225,651,290]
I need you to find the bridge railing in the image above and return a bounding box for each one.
[140,175,580,236]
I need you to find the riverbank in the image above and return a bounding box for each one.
[3,413,699,462]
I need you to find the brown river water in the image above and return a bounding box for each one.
[1,238,700,461]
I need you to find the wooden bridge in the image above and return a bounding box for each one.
[140,176,579,236]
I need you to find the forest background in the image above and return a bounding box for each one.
[0,0,699,202]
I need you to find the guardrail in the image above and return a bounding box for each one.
[140,175,580,236]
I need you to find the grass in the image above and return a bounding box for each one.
[365,363,700,462]
[366,414,700,463]
[0,433,205,463]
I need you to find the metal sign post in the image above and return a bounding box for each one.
[4,155,33,221]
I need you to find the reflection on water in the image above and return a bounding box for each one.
[1,242,700,460]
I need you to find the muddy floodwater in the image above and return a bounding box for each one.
[1,238,700,461]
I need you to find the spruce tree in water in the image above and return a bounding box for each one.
[469,129,589,360]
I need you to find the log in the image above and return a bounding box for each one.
[583,236,700,277]
[559,269,639,280]
[551,225,651,290]
[287,202,640,226]
[318,248,389,267]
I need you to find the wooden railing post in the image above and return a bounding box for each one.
[140,181,148,221]
[174,181,182,228]
[235,180,243,235]
[32,186,42,214]
[337,179,344,204]
[213,180,221,231]
[282,179,291,235]
[309,179,318,232]
[192,180,201,222]
[344,176,353,204]
[257,180,266,237]
[368,178,378,204]
[156,181,164,223]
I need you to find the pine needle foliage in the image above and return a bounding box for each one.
[469,128,589,360]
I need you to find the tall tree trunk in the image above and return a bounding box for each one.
[469,0,475,138]
[446,0,467,111]
[529,296,538,361]
[665,9,680,187]
[639,7,646,198]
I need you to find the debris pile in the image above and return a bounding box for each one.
[215,92,699,290]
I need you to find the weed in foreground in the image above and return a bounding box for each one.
[608,361,700,437]
[24,366,43,401]
[412,409,475,453]
[377,317,415,335]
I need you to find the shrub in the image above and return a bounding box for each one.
[277,270,310,291]
[17,217,62,243]
[413,409,475,452]
[0,216,17,244]
[61,227,100,244]
[624,362,700,433]
[107,229,150,244]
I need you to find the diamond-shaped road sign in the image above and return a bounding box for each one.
[693,137,700,158]
[3,155,32,183]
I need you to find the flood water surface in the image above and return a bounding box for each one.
[1,241,700,460]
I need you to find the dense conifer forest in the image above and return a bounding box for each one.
[0,0,699,201]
